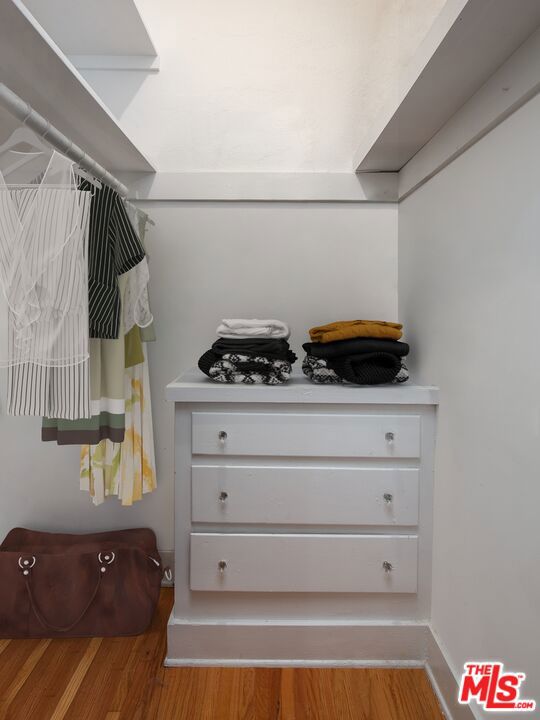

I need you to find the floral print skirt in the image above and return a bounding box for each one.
[80,347,156,506]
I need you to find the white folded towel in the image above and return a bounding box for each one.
[216,318,290,339]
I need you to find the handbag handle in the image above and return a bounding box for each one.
[20,552,113,633]
[25,572,102,633]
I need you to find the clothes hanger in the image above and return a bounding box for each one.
[0,124,102,191]
[0,125,51,156]
[0,125,51,178]
[75,158,102,190]
[63,143,101,191]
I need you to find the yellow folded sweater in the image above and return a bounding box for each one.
[309,319,403,343]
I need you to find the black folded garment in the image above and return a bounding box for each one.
[198,349,293,385]
[199,349,274,376]
[326,352,401,385]
[199,349,223,376]
[303,337,409,359]
[212,337,296,361]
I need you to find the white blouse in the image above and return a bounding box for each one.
[123,203,153,334]
[0,151,92,417]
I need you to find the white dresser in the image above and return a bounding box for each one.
[166,368,438,665]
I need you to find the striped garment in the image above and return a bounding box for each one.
[0,152,92,418]
[42,205,153,443]
[79,209,156,503]
[8,361,90,419]
[81,180,146,339]
[42,276,129,443]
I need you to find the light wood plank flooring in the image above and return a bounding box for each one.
[0,590,444,720]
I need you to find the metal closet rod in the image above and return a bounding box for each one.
[0,83,128,197]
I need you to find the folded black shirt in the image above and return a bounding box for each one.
[303,337,409,359]
[212,337,296,362]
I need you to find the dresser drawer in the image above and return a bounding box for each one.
[190,533,418,593]
[191,412,420,458]
[192,466,419,526]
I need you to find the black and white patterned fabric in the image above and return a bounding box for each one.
[391,363,409,383]
[302,355,343,384]
[208,353,293,385]
[302,355,409,385]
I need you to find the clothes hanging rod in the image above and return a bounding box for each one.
[0,82,128,197]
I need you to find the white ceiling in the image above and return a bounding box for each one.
[22,0,156,56]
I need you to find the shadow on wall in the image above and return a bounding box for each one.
[80,70,152,119]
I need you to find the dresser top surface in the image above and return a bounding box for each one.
[166,369,438,405]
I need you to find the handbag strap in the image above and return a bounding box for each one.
[20,552,113,633]
[25,569,102,633]
[20,551,162,632]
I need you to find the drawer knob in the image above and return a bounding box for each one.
[218,430,228,444]
[383,493,393,504]
[385,431,395,444]
[382,561,393,573]
[219,491,228,503]
[218,560,227,573]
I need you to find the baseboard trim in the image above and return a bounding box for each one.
[165,615,476,719]
[166,618,430,666]
[164,657,425,668]
[425,630,477,720]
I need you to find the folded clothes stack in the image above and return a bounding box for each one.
[302,320,409,385]
[198,319,296,385]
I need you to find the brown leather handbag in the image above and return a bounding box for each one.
[0,527,163,638]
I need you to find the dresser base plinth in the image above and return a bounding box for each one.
[166,614,431,666]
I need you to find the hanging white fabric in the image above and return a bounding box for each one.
[123,203,153,333]
[0,150,90,368]
[0,150,92,418]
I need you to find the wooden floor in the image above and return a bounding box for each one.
[0,590,444,720]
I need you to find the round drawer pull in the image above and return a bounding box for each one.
[383,493,393,504]
[382,561,393,573]
[218,560,227,573]
[385,431,395,444]
[219,491,228,503]
[218,430,228,444]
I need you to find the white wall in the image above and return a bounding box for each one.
[0,201,397,554]
[2,0,433,559]
[399,94,540,715]
[81,0,445,171]
[0,0,451,557]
